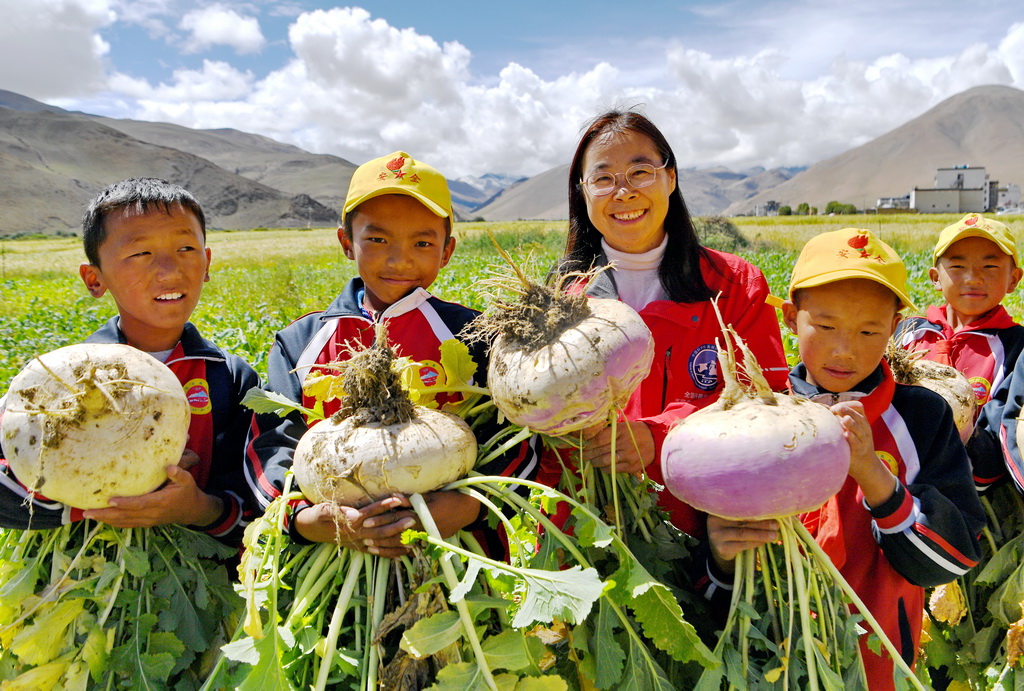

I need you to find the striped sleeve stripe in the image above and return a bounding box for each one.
[904,522,978,575]
[204,492,243,538]
[974,472,1004,493]
[702,562,732,601]
[999,425,1024,492]
[244,418,282,510]
[873,489,917,533]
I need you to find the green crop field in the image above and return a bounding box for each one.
[3,214,1024,385]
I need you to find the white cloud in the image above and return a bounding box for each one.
[111,60,254,102]
[12,3,1024,179]
[180,4,265,55]
[0,0,114,99]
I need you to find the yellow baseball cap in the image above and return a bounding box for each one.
[342,151,453,221]
[789,228,916,310]
[933,213,1018,265]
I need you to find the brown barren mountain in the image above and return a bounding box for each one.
[95,118,356,213]
[724,84,1024,215]
[0,97,337,235]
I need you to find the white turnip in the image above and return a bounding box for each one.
[291,327,477,508]
[472,239,653,436]
[294,407,476,507]
[487,297,654,435]
[661,322,849,521]
[1,343,189,509]
[888,343,976,442]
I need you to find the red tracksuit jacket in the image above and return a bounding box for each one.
[792,362,984,690]
[898,304,1024,492]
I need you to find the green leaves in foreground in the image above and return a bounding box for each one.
[0,522,240,690]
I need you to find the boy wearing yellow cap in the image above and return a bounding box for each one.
[896,213,1024,493]
[245,152,538,556]
[782,228,984,690]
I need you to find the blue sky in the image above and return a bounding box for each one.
[2,1,1022,177]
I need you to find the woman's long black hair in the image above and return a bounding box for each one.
[561,110,713,303]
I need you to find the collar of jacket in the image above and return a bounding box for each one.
[320,277,433,322]
[86,317,224,360]
[926,303,1018,337]
[789,361,895,424]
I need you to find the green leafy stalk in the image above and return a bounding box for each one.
[409,492,499,691]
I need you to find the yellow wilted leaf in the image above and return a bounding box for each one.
[928,581,967,625]
[302,372,346,404]
[398,357,439,409]
[0,655,72,690]
[764,666,784,683]
[1006,616,1024,667]
[438,339,477,388]
[11,599,84,666]
[814,638,830,663]
[527,619,568,645]
[946,682,972,691]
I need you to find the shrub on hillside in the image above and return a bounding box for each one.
[694,217,749,253]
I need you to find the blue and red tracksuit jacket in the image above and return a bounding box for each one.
[786,362,984,690]
[0,318,260,546]
[897,304,1024,493]
[244,278,540,541]
[539,247,790,537]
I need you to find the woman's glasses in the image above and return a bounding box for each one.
[581,162,668,196]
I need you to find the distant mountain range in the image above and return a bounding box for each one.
[1,84,1021,235]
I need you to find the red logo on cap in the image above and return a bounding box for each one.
[965,214,979,226]
[848,234,869,250]
[386,157,405,171]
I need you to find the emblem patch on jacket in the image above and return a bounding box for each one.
[688,344,718,391]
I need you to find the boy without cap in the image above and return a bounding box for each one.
[245,152,539,557]
[897,213,1024,493]
[781,228,984,689]
[0,178,259,545]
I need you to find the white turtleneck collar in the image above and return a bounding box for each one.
[601,235,668,311]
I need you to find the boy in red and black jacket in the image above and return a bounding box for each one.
[780,228,984,689]
[896,213,1024,493]
[245,152,539,557]
[0,178,259,547]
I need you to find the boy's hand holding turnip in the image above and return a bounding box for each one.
[830,400,898,508]
[83,460,224,529]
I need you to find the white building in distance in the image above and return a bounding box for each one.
[911,165,998,213]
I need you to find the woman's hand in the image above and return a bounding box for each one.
[581,420,655,475]
[707,515,779,574]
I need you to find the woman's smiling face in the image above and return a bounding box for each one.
[580,129,677,254]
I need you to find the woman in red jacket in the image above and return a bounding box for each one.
[553,110,787,573]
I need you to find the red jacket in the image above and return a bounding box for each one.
[551,248,788,536]
[897,304,1024,492]
[793,363,984,690]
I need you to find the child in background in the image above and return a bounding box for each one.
[245,152,539,557]
[782,228,984,689]
[0,177,259,546]
[897,213,1024,492]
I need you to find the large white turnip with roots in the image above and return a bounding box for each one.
[290,327,477,508]
[1,343,189,509]
[473,238,654,436]
[887,342,976,442]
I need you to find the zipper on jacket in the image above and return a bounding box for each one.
[661,346,673,410]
